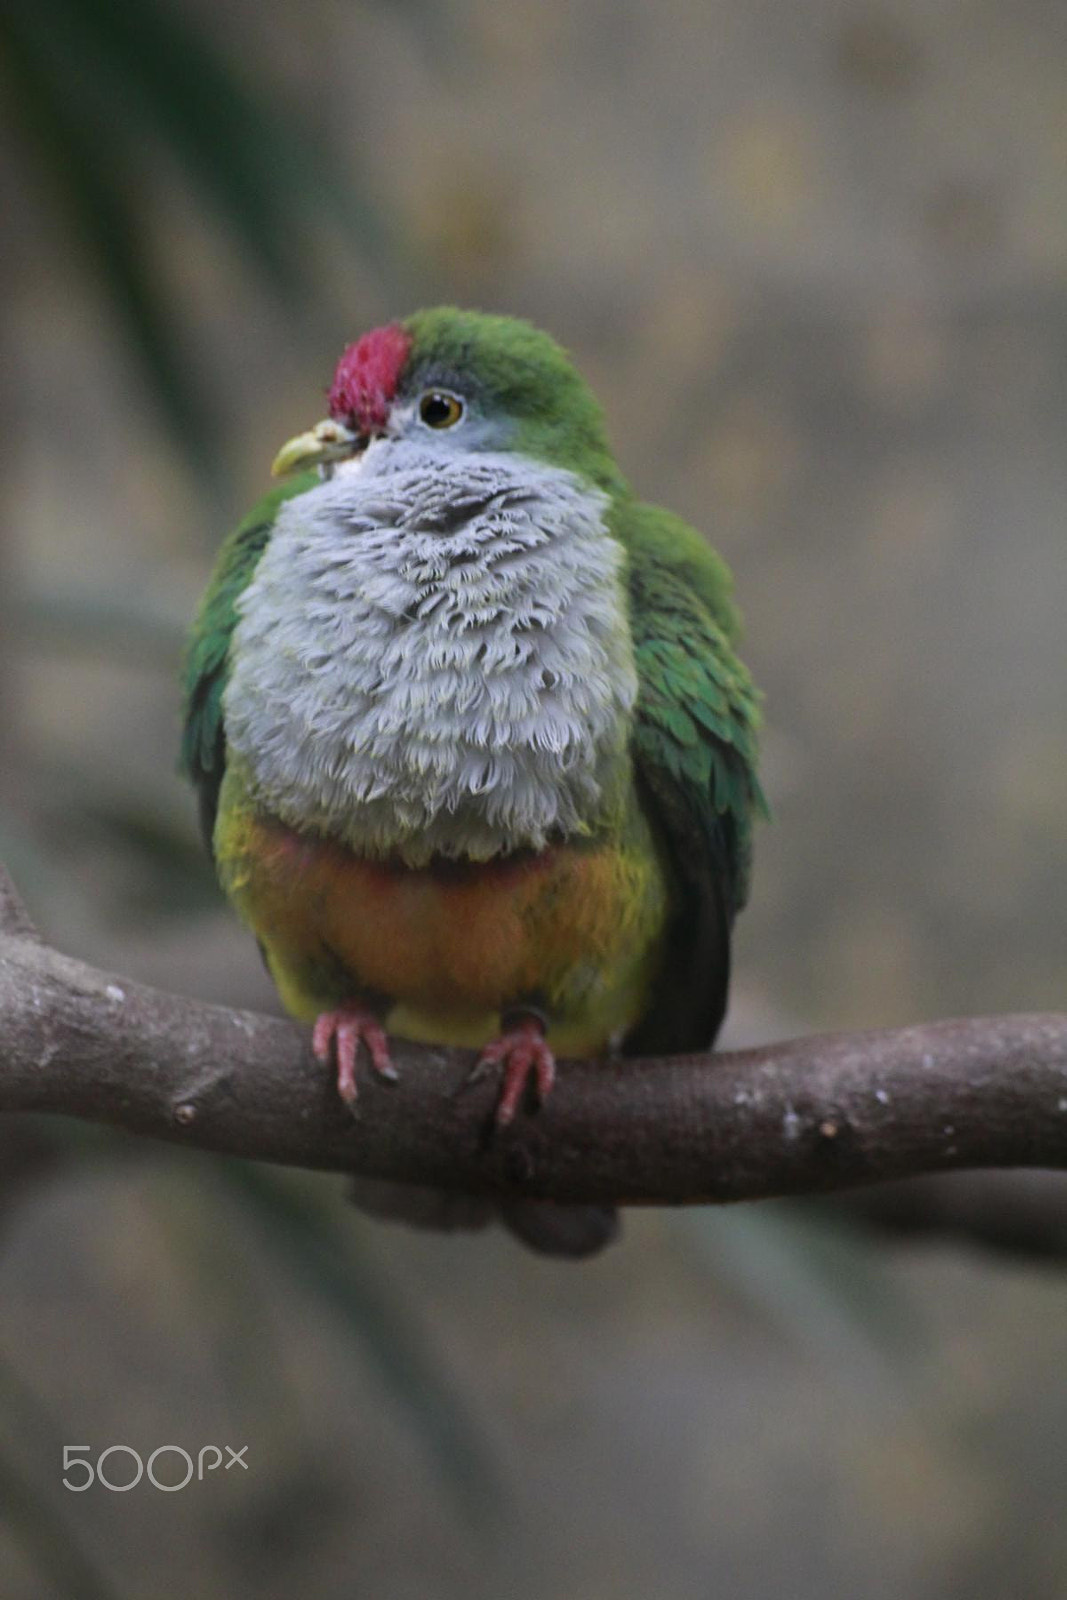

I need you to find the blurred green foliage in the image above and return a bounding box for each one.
[0,0,397,489]
[0,1351,123,1600]
[223,1162,502,1522]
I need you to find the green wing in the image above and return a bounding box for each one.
[615,498,766,1055]
[180,472,317,849]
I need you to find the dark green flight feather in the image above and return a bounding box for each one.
[615,498,766,1056]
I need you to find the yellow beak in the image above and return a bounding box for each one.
[271,418,360,478]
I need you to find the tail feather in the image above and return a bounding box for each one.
[348,1176,496,1233]
[348,1178,620,1258]
[498,1200,620,1258]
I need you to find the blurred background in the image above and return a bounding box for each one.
[1,0,1066,1594]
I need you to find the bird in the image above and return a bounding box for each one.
[181,307,765,1255]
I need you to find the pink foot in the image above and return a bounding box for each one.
[477,1016,556,1127]
[312,1005,397,1110]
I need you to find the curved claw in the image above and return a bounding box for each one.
[312,1006,397,1110]
[477,1017,556,1126]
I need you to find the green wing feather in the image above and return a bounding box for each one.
[180,472,317,848]
[614,498,766,1054]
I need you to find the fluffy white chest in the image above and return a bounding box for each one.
[222,446,638,864]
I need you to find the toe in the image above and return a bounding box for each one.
[335,1022,360,1107]
[495,1075,523,1127]
[534,1044,556,1101]
[496,1046,535,1126]
[365,1024,399,1082]
[477,1037,508,1068]
[311,1014,335,1062]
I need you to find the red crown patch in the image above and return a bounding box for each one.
[327,323,412,434]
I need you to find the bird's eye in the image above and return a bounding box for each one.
[418,390,465,429]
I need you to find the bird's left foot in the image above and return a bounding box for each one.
[476,1015,556,1126]
[312,1005,397,1111]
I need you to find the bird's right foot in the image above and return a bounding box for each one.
[312,1005,398,1111]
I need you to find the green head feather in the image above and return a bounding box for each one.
[402,308,626,495]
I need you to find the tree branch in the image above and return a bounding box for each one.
[0,864,40,944]
[1,864,1066,1205]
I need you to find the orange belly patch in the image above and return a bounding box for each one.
[216,799,669,1040]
